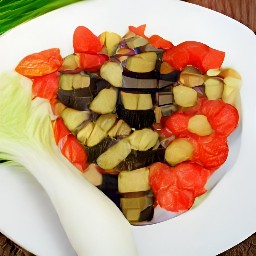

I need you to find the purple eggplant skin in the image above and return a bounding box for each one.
[84,136,118,163]
[115,148,165,171]
[159,70,180,82]
[98,174,120,208]
[57,76,111,111]
[58,88,93,111]
[139,205,154,222]
[90,76,112,97]
[122,68,158,79]
[116,104,155,130]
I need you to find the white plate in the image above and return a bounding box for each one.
[0,0,256,255]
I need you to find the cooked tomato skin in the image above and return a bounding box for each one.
[15,48,63,77]
[200,99,239,137]
[163,41,225,73]
[53,118,88,172]
[73,26,103,54]
[148,34,174,50]
[78,53,109,72]
[157,186,195,213]
[128,24,147,38]
[32,72,59,106]
[149,162,210,212]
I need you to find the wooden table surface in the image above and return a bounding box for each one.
[0,0,255,255]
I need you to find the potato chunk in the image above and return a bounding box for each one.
[204,77,224,100]
[96,139,131,170]
[100,62,123,87]
[128,128,158,151]
[188,114,213,136]
[173,85,197,107]
[165,138,194,166]
[121,91,153,110]
[126,52,157,73]
[61,108,90,132]
[118,167,150,193]
[89,87,117,114]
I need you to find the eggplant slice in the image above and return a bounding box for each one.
[58,75,112,111]
[115,148,165,171]
[84,136,118,163]
[116,104,155,129]
[58,88,93,111]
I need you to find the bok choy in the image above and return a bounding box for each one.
[0,72,137,256]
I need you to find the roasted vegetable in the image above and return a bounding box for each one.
[165,138,194,166]
[187,114,213,136]
[120,194,154,223]
[115,148,165,171]
[120,91,153,110]
[60,107,90,133]
[85,136,118,163]
[116,104,155,129]
[15,48,62,77]
[57,74,110,111]
[86,114,117,147]
[58,88,93,111]
[96,138,131,170]
[204,77,224,100]
[118,167,150,193]
[126,52,157,73]
[163,41,225,73]
[128,128,158,151]
[89,87,118,114]
[108,119,131,138]
[173,85,198,107]
[100,174,120,207]
[100,61,123,87]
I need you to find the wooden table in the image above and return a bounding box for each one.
[0,0,255,255]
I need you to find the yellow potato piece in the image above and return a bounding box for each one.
[188,114,213,136]
[100,62,123,87]
[89,87,117,114]
[222,76,241,107]
[61,108,90,132]
[173,85,197,107]
[118,167,150,193]
[126,52,157,73]
[128,128,158,151]
[204,78,224,100]
[165,138,194,166]
[99,31,121,56]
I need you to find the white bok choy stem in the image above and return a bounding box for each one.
[0,72,137,256]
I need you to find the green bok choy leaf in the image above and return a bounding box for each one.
[0,72,137,256]
[0,0,83,35]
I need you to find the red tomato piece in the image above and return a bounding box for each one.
[163,46,190,71]
[162,41,225,73]
[192,133,229,170]
[53,118,71,145]
[53,118,88,172]
[178,41,209,70]
[15,48,63,77]
[202,48,225,73]
[200,99,239,137]
[73,26,103,54]
[32,72,59,105]
[128,24,147,38]
[174,162,210,197]
[165,112,191,137]
[157,186,195,213]
[149,162,176,194]
[78,53,109,72]
[61,134,88,172]
[148,35,174,50]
